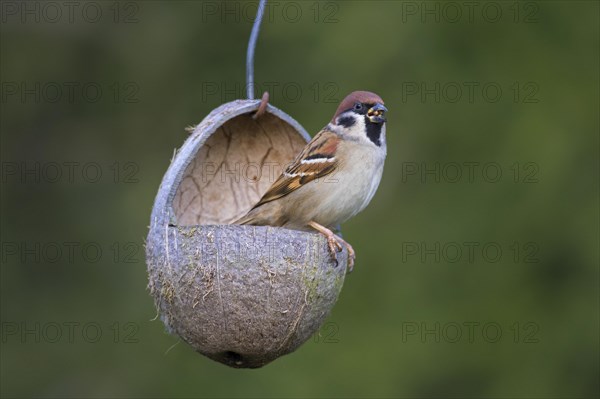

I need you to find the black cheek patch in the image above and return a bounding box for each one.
[365,117,383,147]
[337,116,356,128]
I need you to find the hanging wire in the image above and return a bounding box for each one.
[246,0,267,100]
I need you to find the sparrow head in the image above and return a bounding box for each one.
[330,91,387,146]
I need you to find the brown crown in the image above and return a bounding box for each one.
[332,91,384,122]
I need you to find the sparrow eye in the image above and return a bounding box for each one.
[353,102,363,112]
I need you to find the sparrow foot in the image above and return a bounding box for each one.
[308,221,354,272]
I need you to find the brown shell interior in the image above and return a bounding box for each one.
[173,112,307,226]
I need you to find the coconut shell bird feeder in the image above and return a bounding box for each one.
[146,0,348,369]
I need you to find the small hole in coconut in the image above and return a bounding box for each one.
[173,111,307,226]
[223,351,244,366]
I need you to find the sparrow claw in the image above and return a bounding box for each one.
[325,235,342,266]
[346,251,355,273]
[331,256,339,268]
[337,238,355,274]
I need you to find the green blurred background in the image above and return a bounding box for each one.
[1,1,598,397]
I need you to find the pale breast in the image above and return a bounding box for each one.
[297,142,385,227]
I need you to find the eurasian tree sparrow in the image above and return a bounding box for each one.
[236,91,387,272]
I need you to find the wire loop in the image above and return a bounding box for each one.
[246,0,267,100]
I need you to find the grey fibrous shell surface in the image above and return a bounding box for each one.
[146,100,348,368]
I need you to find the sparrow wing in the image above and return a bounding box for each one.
[251,128,340,208]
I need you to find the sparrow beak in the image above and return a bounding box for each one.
[367,103,387,123]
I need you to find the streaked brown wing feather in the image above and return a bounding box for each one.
[251,129,340,208]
